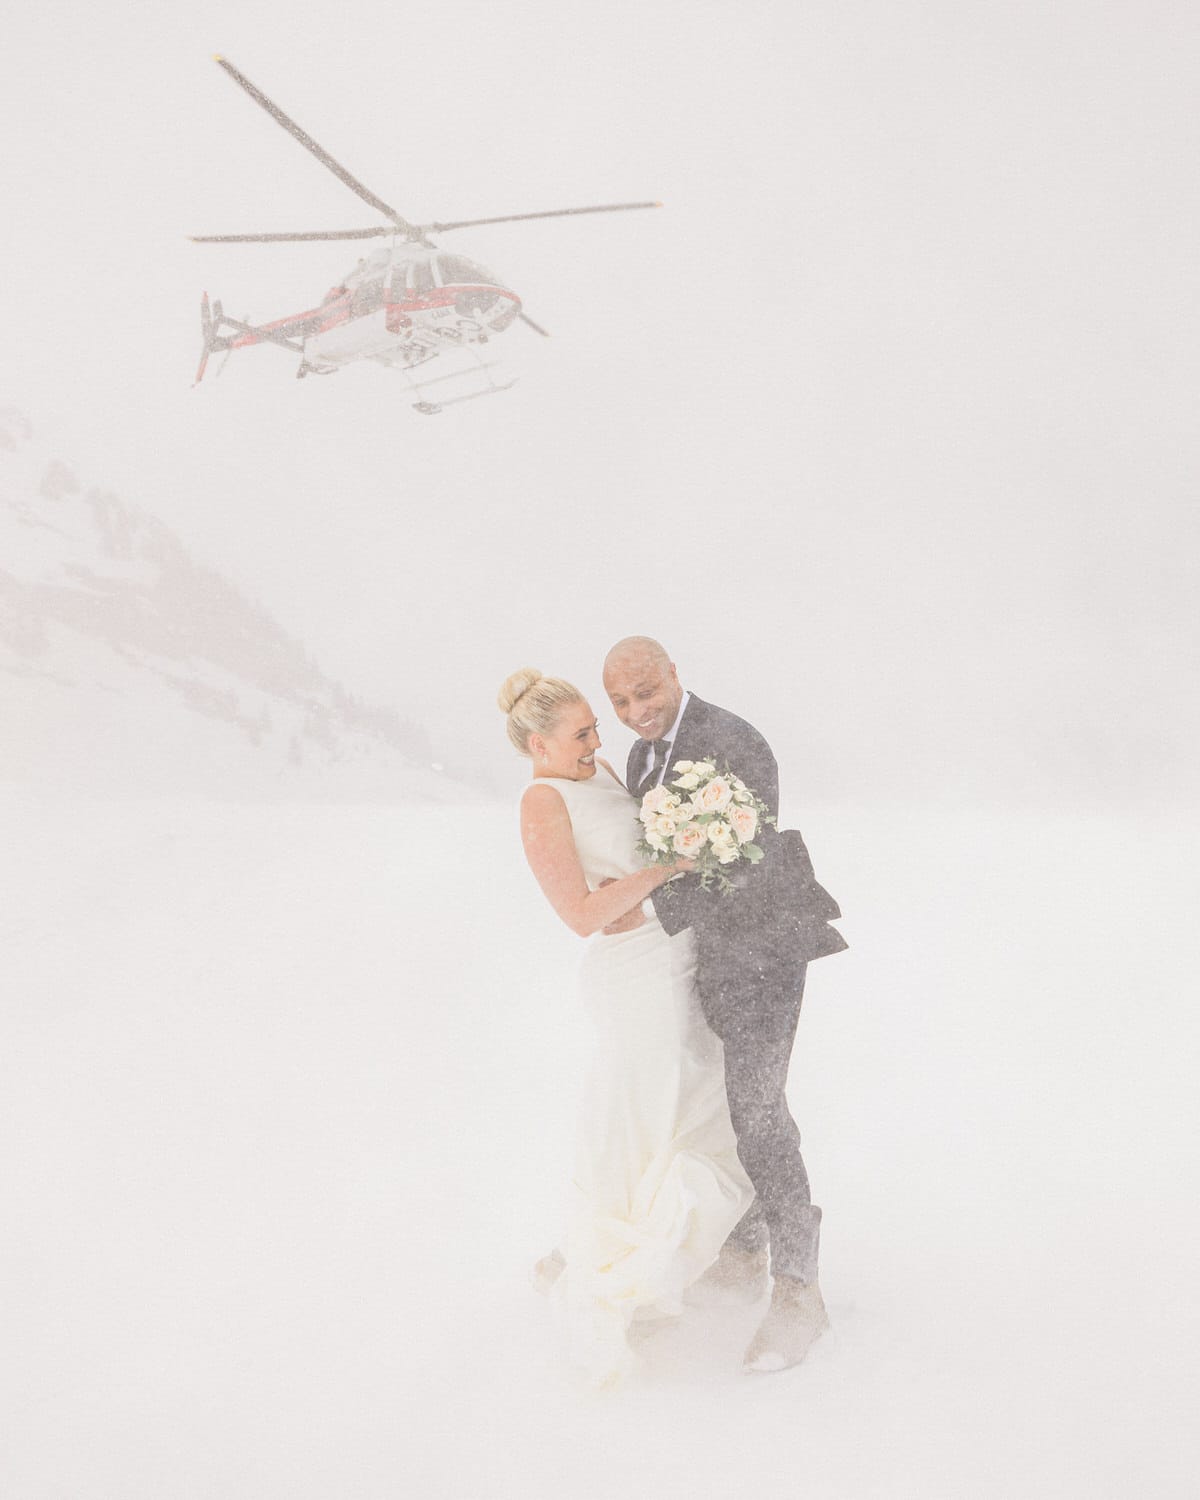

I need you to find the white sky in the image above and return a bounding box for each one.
[2,0,1197,802]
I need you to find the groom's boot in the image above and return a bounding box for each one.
[742,1274,830,1373]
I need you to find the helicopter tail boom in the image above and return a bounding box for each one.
[196,293,313,383]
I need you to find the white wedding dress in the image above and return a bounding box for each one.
[525,765,753,1384]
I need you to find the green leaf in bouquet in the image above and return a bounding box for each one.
[741,843,764,863]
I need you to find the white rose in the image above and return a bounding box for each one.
[672,771,701,790]
[641,784,674,815]
[673,823,708,857]
[693,760,716,778]
[645,830,667,852]
[715,843,740,864]
[673,800,696,823]
[732,777,746,790]
[733,789,752,804]
[652,814,679,839]
[706,818,736,846]
[695,776,734,814]
[671,760,695,774]
[728,804,759,843]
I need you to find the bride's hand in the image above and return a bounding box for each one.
[669,857,697,876]
[598,877,646,935]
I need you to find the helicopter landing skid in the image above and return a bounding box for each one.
[411,379,517,415]
[402,349,516,414]
[411,387,516,414]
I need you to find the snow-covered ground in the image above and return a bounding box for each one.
[3,792,1196,1498]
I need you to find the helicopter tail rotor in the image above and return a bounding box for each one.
[518,311,550,338]
[195,293,242,383]
[195,292,218,384]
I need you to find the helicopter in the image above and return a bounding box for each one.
[192,56,660,412]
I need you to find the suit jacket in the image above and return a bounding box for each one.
[625,694,848,966]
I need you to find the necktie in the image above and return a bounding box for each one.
[634,739,671,800]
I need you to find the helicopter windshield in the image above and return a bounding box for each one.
[436,255,502,288]
[404,259,434,295]
[349,280,384,316]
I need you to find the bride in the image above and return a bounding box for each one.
[500,668,753,1384]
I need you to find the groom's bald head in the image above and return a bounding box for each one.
[603,636,684,741]
[604,635,673,677]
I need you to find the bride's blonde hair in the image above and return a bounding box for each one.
[498,669,584,757]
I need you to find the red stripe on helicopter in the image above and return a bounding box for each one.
[227,286,518,347]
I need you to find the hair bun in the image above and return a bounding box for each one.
[497,668,543,716]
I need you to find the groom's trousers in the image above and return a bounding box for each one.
[702,954,823,1286]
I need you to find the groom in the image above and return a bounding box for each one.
[603,635,846,1373]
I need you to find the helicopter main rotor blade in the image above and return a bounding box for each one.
[213,56,423,240]
[424,201,662,233]
[190,227,392,243]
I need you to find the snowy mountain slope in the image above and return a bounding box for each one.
[0,407,463,801]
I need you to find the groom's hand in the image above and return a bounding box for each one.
[598,878,646,935]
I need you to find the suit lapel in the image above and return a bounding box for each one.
[624,740,641,795]
[667,694,708,771]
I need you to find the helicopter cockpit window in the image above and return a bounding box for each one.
[408,260,436,296]
[349,280,384,317]
[435,256,502,288]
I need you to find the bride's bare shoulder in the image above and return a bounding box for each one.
[521,780,566,816]
[520,781,571,851]
[522,779,562,799]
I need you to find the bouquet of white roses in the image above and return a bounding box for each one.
[636,758,774,894]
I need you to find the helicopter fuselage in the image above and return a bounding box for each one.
[224,246,521,374]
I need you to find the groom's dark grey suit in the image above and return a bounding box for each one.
[625,693,846,1285]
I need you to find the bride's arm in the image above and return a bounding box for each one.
[521,783,689,938]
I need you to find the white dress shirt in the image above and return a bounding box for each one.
[637,691,691,789]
